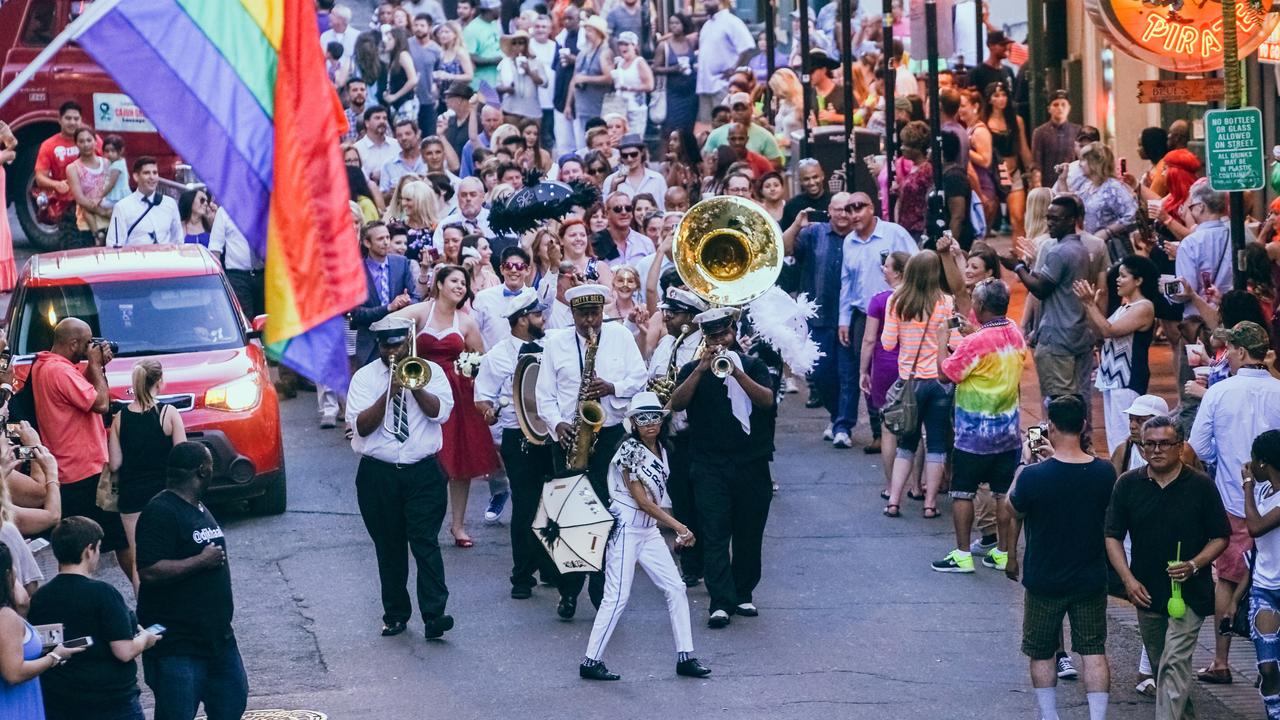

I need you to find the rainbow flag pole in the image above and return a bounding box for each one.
[1,0,367,392]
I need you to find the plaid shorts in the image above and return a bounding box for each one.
[1021,588,1108,660]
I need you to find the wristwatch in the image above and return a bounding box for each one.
[1188,560,1199,575]
[1013,262,1027,275]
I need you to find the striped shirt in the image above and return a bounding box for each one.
[941,319,1027,454]
[881,295,953,380]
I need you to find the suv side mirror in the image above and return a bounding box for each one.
[248,314,268,339]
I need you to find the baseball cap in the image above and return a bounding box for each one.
[1225,320,1271,358]
[987,30,1014,45]
[1121,394,1170,419]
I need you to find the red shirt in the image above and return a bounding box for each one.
[743,150,775,180]
[32,352,107,484]
[34,134,102,202]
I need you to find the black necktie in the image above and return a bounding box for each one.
[518,341,543,355]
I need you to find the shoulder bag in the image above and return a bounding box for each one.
[880,313,935,436]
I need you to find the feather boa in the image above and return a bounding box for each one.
[746,287,823,375]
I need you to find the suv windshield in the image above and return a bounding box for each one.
[13,275,244,356]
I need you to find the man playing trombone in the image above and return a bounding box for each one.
[345,316,456,641]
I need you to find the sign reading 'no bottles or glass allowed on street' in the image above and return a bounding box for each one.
[1205,107,1265,193]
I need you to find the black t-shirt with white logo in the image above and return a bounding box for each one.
[135,490,234,657]
[28,574,140,713]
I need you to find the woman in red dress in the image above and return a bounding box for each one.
[391,264,498,546]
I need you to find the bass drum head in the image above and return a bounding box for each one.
[513,354,552,445]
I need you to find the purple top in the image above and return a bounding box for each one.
[866,289,900,408]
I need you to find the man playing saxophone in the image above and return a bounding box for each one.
[535,284,648,620]
[646,286,708,587]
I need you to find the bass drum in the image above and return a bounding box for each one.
[512,354,552,445]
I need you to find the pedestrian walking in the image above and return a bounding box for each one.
[1243,429,1280,720]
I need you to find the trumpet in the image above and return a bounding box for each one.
[384,318,432,434]
[695,340,735,379]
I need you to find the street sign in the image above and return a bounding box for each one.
[1136,78,1225,104]
[1205,107,1266,192]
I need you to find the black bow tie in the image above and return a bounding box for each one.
[518,341,543,355]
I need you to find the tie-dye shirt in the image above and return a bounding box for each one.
[941,319,1027,454]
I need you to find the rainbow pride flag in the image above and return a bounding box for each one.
[76,0,365,390]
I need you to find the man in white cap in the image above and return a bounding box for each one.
[344,316,456,640]
[648,286,708,586]
[1111,395,1172,475]
[670,306,777,628]
[536,283,648,618]
[474,287,558,600]
[701,91,784,167]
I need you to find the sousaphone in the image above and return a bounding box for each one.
[511,353,552,445]
[673,195,784,307]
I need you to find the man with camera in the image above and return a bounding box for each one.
[30,318,130,582]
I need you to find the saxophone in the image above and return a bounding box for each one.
[648,324,692,405]
[566,326,605,472]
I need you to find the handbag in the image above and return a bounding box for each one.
[649,76,667,126]
[880,314,934,436]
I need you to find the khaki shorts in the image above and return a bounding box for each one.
[1033,345,1093,399]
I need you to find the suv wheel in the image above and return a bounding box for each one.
[12,144,63,252]
[248,465,287,516]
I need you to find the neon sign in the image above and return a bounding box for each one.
[1085,0,1280,72]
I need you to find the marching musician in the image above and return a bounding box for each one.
[670,307,778,630]
[647,286,709,587]
[345,317,456,641]
[473,288,558,600]
[535,284,648,619]
[578,392,712,682]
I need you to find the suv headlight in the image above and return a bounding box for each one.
[204,375,261,412]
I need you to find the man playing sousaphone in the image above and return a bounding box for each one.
[670,307,778,630]
[535,283,648,620]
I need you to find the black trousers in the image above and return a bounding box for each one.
[692,455,773,615]
[500,428,557,590]
[225,269,265,320]
[355,455,449,625]
[550,422,625,607]
[667,431,702,578]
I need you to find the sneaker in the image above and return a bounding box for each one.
[822,425,834,442]
[931,549,975,573]
[784,377,799,394]
[981,549,1008,571]
[1135,676,1156,696]
[969,535,998,557]
[1056,654,1078,679]
[832,432,852,448]
[484,491,510,523]
[319,414,337,429]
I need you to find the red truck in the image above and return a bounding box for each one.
[1,0,181,251]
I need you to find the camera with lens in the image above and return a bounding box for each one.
[91,338,119,354]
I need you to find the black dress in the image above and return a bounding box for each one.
[117,405,173,514]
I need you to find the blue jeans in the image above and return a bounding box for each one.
[810,312,863,435]
[142,637,248,720]
[893,378,954,463]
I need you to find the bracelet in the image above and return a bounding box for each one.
[1189,560,1199,575]
[1014,263,1027,274]
[48,652,65,666]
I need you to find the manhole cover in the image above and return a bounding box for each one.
[194,707,327,712]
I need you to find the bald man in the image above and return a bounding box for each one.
[835,192,920,448]
[33,318,132,580]
[432,176,492,251]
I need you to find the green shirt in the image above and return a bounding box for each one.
[702,123,783,163]
[464,18,501,90]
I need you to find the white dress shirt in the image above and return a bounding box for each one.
[535,322,647,438]
[471,283,527,350]
[207,207,262,270]
[432,207,491,250]
[106,191,183,247]
[320,26,358,61]
[647,328,700,432]
[1189,368,1280,518]
[695,9,754,95]
[544,299,573,330]
[473,336,525,430]
[346,357,455,464]
[633,252,673,305]
[355,133,399,181]
[608,230,656,269]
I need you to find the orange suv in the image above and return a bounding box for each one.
[6,245,286,514]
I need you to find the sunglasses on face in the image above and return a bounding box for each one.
[589,166,608,174]
[847,202,871,211]
[610,205,633,213]
[631,411,664,427]
[502,261,528,271]
[620,151,640,159]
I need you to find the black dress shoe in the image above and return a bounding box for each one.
[424,615,454,639]
[804,395,823,409]
[381,620,407,637]
[557,596,577,620]
[735,603,759,617]
[676,658,712,678]
[707,610,731,629]
[681,573,701,588]
[511,586,533,600]
[579,662,621,681]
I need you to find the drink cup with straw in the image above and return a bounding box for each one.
[1168,541,1187,619]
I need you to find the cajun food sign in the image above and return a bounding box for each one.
[1085,0,1280,72]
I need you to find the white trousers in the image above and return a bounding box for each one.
[317,384,340,420]
[1101,387,1140,456]
[553,110,576,158]
[584,525,694,661]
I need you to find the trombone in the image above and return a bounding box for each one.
[384,318,432,434]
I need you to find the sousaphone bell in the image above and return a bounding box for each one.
[673,196,785,307]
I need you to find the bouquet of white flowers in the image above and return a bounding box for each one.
[454,351,483,379]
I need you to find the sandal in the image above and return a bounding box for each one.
[922,507,941,519]
[880,491,891,501]
[907,489,925,501]
[450,530,475,549]
[882,504,901,518]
